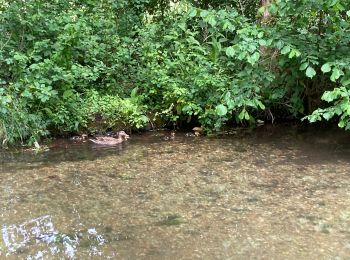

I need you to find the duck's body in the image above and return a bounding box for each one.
[89,131,129,145]
[89,136,124,145]
[192,127,203,136]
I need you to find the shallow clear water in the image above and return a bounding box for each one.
[1,125,350,259]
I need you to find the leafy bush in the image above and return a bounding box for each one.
[81,89,149,133]
[1,0,350,145]
[0,84,48,145]
[136,6,272,130]
[265,0,350,128]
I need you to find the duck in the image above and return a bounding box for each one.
[163,131,175,140]
[70,134,88,141]
[89,131,130,145]
[192,127,203,136]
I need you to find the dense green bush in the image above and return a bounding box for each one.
[137,6,271,130]
[0,0,148,145]
[0,0,350,145]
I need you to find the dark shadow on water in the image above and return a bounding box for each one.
[1,124,350,172]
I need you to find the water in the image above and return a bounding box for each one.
[1,125,350,259]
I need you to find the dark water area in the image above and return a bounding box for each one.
[1,125,350,259]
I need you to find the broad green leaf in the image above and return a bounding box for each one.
[248,52,260,65]
[299,62,309,71]
[289,49,296,58]
[321,63,331,73]
[337,4,345,11]
[338,121,345,128]
[21,89,33,99]
[307,114,319,123]
[63,90,74,99]
[257,6,265,15]
[288,49,300,58]
[292,49,301,57]
[225,47,235,57]
[238,109,245,120]
[281,46,291,55]
[321,91,336,102]
[257,32,264,38]
[43,107,52,114]
[258,39,267,46]
[330,0,338,7]
[216,104,228,116]
[347,10,350,16]
[244,111,250,120]
[238,51,247,60]
[207,15,217,27]
[200,10,209,18]
[189,8,198,17]
[178,23,186,31]
[256,100,266,110]
[306,66,316,78]
[323,111,334,120]
[131,87,139,98]
[330,68,344,82]
[269,3,278,14]
[224,92,231,102]
[246,100,256,107]
[266,39,273,46]
[227,100,235,109]
[341,78,350,86]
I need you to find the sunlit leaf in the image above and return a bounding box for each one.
[226,46,235,57]
[321,91,336,102]
[216,104,228,116]
[322,112,333,120]
[238,110,244,120]
[330,68,344,82]
[248,52,260,65]
[321,63,331,73]
[200,10,209,18]
[281,46,290,55]
[306,67,316,78]
[189,8,198,17]
[341,79,350,86]
[299,62,309,71]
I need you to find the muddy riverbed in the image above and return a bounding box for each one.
[1,125,350,259]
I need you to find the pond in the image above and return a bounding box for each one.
[1,125,350,259]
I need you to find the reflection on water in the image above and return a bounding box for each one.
[1,125,350,259]
[2,215,109,258]
[3,215,74,258]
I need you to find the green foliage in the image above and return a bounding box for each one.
[81,90,148,133]
[1,0,350,145]
[0,84,49,145]
[274,0,350,127]
[305,86,350,130]
[0,0,146,144]
[137,6,273,130]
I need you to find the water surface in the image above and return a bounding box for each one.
[1,125,350,259]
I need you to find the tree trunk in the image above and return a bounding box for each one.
[261,0,271,24]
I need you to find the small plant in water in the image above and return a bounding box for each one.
[157,214,183,226]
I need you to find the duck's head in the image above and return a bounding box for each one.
[118,131,130,139]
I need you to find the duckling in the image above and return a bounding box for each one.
[163,131,175,140]
[89,131,129,145]
[70,134,88,141]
